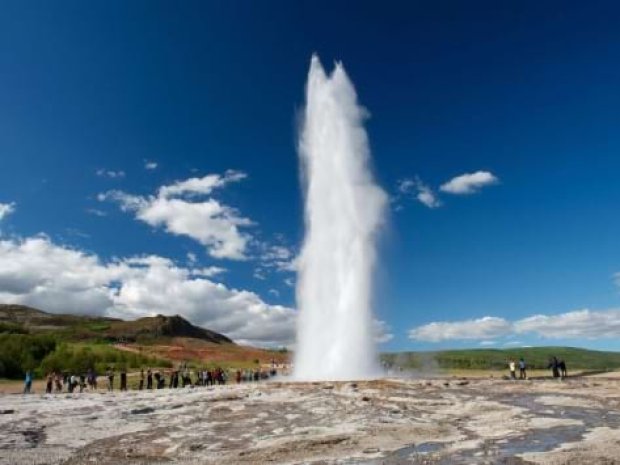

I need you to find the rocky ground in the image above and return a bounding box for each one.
[0,376,619,465]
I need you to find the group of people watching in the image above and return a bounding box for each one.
[548,356,568,379]
[507,358,528,379]
[30,363,279,394]
[507,356,568,380]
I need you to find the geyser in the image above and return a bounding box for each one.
[294,56,388,381]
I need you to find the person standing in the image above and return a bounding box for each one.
[146,368,153,390]
[559,360,567,379]
[54,372,63,392]
[519,358,527,380]
[139,369,144,390]
[548,357,560,378]
[106,367,114,391]
[120,368,127,391]
[45,373,53,394]
[508,360,516,380]
[24,371,33,394]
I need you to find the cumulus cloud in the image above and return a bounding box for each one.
[144,160,158,170]
[96,169,125,179]
[409,316,512,342]
[99,170,252,260]
[514,310,620,339]
[396,177,441,209]
[0,202,16,221]
[409,308,620,342]
[0,235,296,346]
[440,171,498,195]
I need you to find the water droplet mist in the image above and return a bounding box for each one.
[294,56,388,381]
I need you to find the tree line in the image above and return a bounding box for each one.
[0,332,170,379]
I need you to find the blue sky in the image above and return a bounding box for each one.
[1,1,620,350]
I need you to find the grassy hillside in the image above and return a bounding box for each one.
[382,347,620,371]
[0,304,232,344]
[0,305,287,379]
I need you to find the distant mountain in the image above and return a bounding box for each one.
[0,304,233,344]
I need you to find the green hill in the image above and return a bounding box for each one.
[0,304,233,379]
[382,347,620,371]
[0,304,232,344]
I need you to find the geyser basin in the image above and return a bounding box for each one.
[293,55,387,381]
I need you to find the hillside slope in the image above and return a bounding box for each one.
[0,304,232,344]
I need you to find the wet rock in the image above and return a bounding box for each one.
[456,380,470,386]
[362,396,371,402]
[130,407,155,415]
[363,447,380,453]
[0,409,15,414]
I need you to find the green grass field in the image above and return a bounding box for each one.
[382,347,620,371]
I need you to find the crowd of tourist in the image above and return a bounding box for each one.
[25,361,282,394]
[507,356,568,380]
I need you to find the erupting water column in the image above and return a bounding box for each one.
[294,55,388,381]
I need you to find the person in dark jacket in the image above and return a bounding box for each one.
[548,357,560,378]
[558,360,567,379]
[146,368,153,390]
[120,368,127,391]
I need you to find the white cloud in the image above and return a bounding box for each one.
[189,266,226,278]
[99,171,252,260]
[0,235,296,346]
[396,177,441,209]
[0,202,16,221]
[144,160,158,170]
[440,171,498,195]
[409,316,512,342]
[259,244,297,272]
[409,308,620,342]
[373,319,394,344]
[159,170,246,198]
[96,169,125,179]
[514,309,620,339]
[415,183,442,209]
[86,208,107,217]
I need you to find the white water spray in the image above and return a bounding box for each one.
[294,56,388,381]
